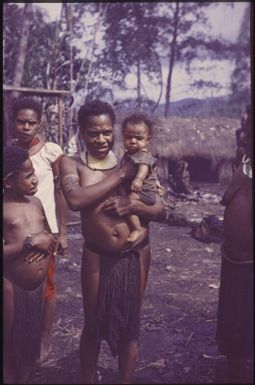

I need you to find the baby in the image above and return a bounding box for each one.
[121,113,158,244]
[3,145,57,384]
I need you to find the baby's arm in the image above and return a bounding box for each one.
[131,164,149,193]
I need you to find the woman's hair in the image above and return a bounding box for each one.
[12,97,42,121]
[121,113,154,136]
[3,145,29,177]
[78,99,116,131]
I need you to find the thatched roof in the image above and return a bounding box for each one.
[149,117,240,167]
[114,116,240,168]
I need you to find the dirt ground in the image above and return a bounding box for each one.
[29,182,253,384]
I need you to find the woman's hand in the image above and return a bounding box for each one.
[57,233,68,255]
[102,195,144,217]
[102,194,166,222]
[102,195,133,217]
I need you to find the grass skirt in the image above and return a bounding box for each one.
[12,280,44,366]
[216,247,253,357]
[96,249,141,357]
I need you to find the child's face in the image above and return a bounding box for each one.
[15,109,41,144]
[123,122,151,155]
[11,159,38,196]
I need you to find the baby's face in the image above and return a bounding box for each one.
[123,122,151,155]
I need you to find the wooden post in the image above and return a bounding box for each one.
[58,96,64,147]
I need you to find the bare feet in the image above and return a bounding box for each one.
[38,339,52,364]
[126,228,145,246]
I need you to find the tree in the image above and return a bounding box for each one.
[12,3,33,93]
[156,2,230,117]
[101,2,162,111]
[3,3,33,142]
[229,3,251,113]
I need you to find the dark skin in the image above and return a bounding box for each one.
[3,159,57,384]
[121,121,153,244]
[14,107,69,362]
[221,163,252,258]
[59,114,165,384]
[220,162,253,383]
[14,108,68,252]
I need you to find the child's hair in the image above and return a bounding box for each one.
[3,145,29,178]
[121,113,154,136]
[13,97,42,121]
[78,99,116,132]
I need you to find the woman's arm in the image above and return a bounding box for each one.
[102,193,166,222]
[59,155,136,211]
[52,157,69,253]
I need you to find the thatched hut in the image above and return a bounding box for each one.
[148,117,240,184]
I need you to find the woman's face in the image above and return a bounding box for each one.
[80,114,114,159]
[14,109,41,144]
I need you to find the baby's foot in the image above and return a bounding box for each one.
[126,228,145,245]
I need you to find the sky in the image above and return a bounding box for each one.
[20,2,249,101]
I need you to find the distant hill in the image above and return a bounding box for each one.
[114,95,243,119]
[156,96,241,118]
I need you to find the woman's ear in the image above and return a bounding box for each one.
[3,174,14,190]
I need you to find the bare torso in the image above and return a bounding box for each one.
[3,196,51,290]
[222,166,253,259]
[76,159,149,252]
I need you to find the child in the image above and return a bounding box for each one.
[12,97,68,362]
[3,145,57,384]
[121,113,158,244]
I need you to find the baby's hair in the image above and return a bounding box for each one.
[3,145,29,178]
[13,97,42,121]
[78,99,116,131]
[121,113,153,136]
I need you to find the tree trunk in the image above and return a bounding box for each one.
[151,52,163,115]
[3,3,8,70]
[137,58,142,111]
[3,3,10,145]
[82,3,104,97]
[164,1,180,118]
[12,3,33,98]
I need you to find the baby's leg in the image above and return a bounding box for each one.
[3,278,16,384]
[126,214,145,244]
[126,192,146,245]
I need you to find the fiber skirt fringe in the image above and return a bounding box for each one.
[12,280,44,366]
[96,249,141,357]
[216,249,254,357]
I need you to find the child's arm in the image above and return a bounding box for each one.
[4,232,57,263]
[131,164,149,193]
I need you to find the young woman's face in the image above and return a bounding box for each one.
[123,122,150,155]
[80,114,114,159]
[13,159,38,195]
[15,109,41,144]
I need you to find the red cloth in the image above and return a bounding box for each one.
[44,255,56,301]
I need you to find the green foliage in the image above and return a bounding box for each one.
[229,4,251,112]
[100,2,162,105]
[3,4,84,91]
[3,4,23,83]
[3,2,250,121]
